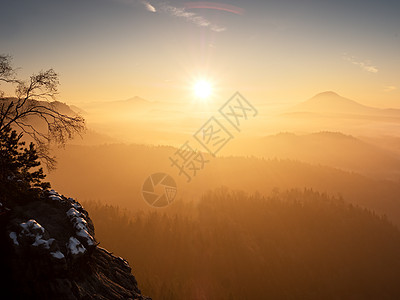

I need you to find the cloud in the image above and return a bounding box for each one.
[183,2,245,15]
[142,1,156,12]
[159,2,226,32]
[113,0,226,32]
[343,54,378,73]
[384,86,397,92]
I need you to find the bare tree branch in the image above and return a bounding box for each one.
[0,54,86,170]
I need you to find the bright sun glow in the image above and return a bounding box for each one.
[193,80,212,99]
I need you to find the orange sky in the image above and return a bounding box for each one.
[1,0,399,108]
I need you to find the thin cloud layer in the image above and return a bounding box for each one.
[183,2,245,15]
[343,54,378,73]
[138,0,226,32]
[384,86,397,92]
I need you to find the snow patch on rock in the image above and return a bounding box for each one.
[32,237,55,249]
[66,208,95,248]
[20,219,45,237]
[67,236,86,256]
[66,207,81,218]
[48,189,58,196]
[9,232,19,245]
[50,251,65,260]
[76,230,95,246]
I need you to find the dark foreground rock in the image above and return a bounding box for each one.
[0,189,151,300]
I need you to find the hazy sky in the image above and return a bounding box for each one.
[1,0,400,107]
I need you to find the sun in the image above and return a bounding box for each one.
[193,80,212,99]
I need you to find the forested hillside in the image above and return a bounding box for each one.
[48,144,400,226]
[84,189,400,299]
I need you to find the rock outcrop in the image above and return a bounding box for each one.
[0,189,151,300]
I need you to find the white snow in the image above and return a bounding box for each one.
[20,219,45,237]
[14,219,67,259]
[71,202,82,210]
[48,189,58,195]
[49,195,63,202]
[19,220,58,250]
[9,232,19,245]
[48,190,65,202]
[66,208,95,247]
[50,251,65,259]
[76,229,95,246]
[72,216,87,227]
[67,208,81,218]
[74,221,87,231]
[67,236,86,255]
[32,237,55,249]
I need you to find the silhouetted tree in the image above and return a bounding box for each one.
[0,125,50,204]
[0,54,85,169]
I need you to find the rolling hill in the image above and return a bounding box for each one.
[47,143,400,227]
[226,131,400,180]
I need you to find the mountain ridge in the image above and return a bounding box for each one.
[294,91,400,116]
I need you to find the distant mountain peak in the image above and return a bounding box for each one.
[312,91,341,98]
[295,91,369,113]
[123,96,153,103]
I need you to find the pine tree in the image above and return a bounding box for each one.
[0,126,50,204]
